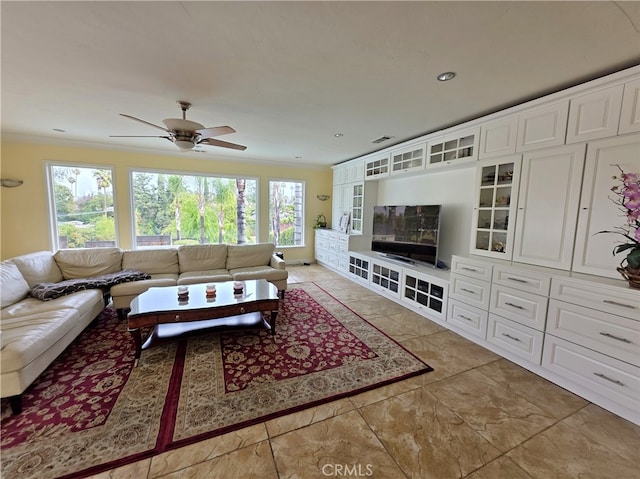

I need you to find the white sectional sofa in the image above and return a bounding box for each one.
[0,243,287,413]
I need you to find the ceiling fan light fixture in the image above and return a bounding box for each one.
[175,139,195,150]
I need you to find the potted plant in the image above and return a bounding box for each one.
[598,165,640,288]
[314,214,327,229]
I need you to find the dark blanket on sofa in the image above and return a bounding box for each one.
[29,269,151,301]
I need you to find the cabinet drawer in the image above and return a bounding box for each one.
[337,255,349,272]
[547,299,640,367]
[550,277,640,320]
[487,314,544,364]
[492,264,551,296]
[490,284,548,331]
[449,274,491,310]
[316,250,329,264]
[451,256,493,282]
[543,335,640,413]
[447,299,488,339]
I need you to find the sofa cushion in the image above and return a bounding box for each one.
[178,270,233,285]
[178,244,228,272]
[0,309,80,373]
[54,248,123,279]
[0,262,31,309]
[28,269,151,301]
[11,251,63,287]
[229,265,289,282]
[109,274,178,297]
[122,249,179,275]
[226,243,275,270]
[1,289,104,320]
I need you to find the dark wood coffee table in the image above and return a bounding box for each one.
[127,279,279,363]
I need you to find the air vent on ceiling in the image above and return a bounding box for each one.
[371,135,394,144]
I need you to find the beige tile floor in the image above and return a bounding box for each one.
[93,264,640,479]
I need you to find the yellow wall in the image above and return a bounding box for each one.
[0,141,333,261]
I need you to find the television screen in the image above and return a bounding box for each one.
[371,205,441,266]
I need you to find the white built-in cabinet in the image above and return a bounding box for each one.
[566,85,624,144]
[390,142,426,175]
[470,156,521,259]
[512,144,585,270]
[479,116,519,159]
[573,133,640,278]
[619,78,640,134]
[426,127,479,169]
[331,159,375,235]
[448,255,640,425]
[364,152,390,180]
[516,101,569,152]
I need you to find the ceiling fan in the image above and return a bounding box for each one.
[110,101,246,151]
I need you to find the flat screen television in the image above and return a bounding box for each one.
[371,205,441,266]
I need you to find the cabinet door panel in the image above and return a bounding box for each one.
[513,144,585,269]
[566,85,624,143]
[479,116,518,159]
[516,101,569,152]
[619,78,640,135]
[573,134,640,278]
[470,156,521,259]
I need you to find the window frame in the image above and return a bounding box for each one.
[268,178,306,248]
[45,161,119,250]
[129,167,260,249]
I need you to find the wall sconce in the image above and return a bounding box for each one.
[317,194,330,201]
[1,179,24,188]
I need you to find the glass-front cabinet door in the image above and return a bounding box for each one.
[470,155,521,259]
[350,182,364,234]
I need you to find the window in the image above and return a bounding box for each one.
[131,171,257,247]
[47,164,117,249]
[269,180,304,247]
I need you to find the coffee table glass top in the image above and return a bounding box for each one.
[129,279,278,316]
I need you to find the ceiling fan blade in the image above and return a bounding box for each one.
[196,126,236,139]
[120,114,169,132]
[199,138,247,151]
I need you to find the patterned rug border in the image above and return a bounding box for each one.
[3,282,433,479]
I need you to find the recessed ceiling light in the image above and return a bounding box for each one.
[334,133,344,137]
[437,72,456,82]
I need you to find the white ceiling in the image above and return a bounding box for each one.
[2,1,640,167]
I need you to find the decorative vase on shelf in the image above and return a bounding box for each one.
[617,263,640,289]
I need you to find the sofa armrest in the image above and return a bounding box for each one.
[270,254,286,270]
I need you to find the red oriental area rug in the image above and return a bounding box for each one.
[1,282,433,479]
